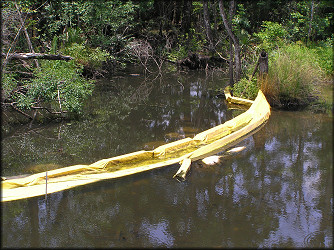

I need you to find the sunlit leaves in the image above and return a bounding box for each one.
[2,73,18,100]
[43,0,137,50]
[63,43,110,68]
[253,21,288,50]
[20,60,94,113]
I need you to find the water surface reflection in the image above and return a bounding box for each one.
[1,71,332,248]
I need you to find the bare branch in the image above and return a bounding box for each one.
[9,103,33,119]
[14,2,39,69]
[2,52,73,61]
[57,84,64,116]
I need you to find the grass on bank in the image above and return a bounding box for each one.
[233,41,333,113]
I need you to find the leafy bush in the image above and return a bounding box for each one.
[309,38,333,76]
[232,77,259,100]
[168,30,206,62]
[168,44,189,62]
[17,60,94,113]
[254,21,288,51]
[2,73,18,100]
[43,0,137,49]
[284,1,333,42]
[63,43,111,69]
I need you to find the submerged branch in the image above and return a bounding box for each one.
[31,106,68,115]
[2,101,68,121]
[8,103,33,119]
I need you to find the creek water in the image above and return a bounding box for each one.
[1,67,333,248]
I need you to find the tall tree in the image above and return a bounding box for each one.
[218,0,241,85]
[14,3,39,69]
[228,0,235,86]
[307,0,315,45]
[202,0,214,52]
[181,0,193,49]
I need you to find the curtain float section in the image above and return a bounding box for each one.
[2,88,270,202]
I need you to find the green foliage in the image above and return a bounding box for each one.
[168,44,188,62]
[51,36,58,54]
[2,2,28,52]
[62,27,86,45]
[254,21,288,51]
[3,0,333,116]
[43,0,137,50]
[232,77,259,100]
[63,43,111,69]
[167,30,206,61]
[17,61,94,113]
[37,0,137,67]
[268,42,327,104]
[284,1,310,41]
[234,40,331,108]
[284,1,333,42]
[2,73,18,100]
[308,38,334,76]
[233,4,251,46]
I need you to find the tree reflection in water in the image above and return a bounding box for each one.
[1,70,332,248]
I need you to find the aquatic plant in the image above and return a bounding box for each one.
[268,42,327,108]
[235,41,331,109]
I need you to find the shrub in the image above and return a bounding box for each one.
[2,73,17,100]
[232,77,259,100]
[309,38,333,76]
[17,60,94,114]
[63,43,111,69]
[254,21,288,51]
[234,41,330,109]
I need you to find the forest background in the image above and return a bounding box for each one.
[1,0,333,124]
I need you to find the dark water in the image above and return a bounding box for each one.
[1,68,333,248]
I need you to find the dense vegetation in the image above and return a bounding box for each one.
[1,0,333,123]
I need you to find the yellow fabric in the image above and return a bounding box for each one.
[153,138,194,157]
[224,86,254,106]
[1,88,270,202]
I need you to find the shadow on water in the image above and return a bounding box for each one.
[1,67,333,248]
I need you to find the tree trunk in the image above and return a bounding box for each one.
[172,1,177,25]
[218,0,241,84]
[202,0,214,52]
[228,0,236,87]
[258,50,268,75]
[212,1,218,42]
[182,0,193,48]
[228,40,234,86]
[172,1,181,26]
[307,0,315,46]
[15,3,40,69]
[258,50,268,90]
[250,50,268,79]
[249,50,269,92]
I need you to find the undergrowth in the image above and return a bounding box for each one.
[234,41,332,111]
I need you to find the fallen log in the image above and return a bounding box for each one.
[2,52,73,61]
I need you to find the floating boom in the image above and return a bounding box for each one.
[1,88,270,202]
